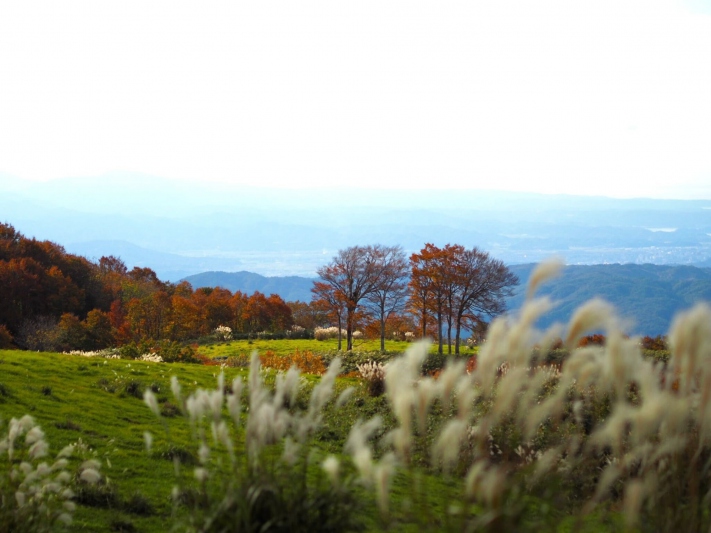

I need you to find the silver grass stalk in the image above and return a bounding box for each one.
[564,298,616,349]
[526,257,564,300]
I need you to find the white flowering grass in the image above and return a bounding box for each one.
[0,416,100,532]
[145,353,362,532]
[335,258,711,531]
[314,326,347,341]
[213,325,233,341]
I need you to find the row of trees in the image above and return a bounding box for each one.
[312,244,518,354]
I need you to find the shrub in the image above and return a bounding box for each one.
[641,334,668,351]
[0,325,14,349]
[260,349,327,375]
[286,325,310,339]
[314,326,346,341]
[17,316,61,352]
[123,491,154,516]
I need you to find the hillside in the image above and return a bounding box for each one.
[507,263,711,336]
[182,270,316,302]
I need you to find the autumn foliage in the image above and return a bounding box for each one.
[259,349,327,375]
[0,223,296,352]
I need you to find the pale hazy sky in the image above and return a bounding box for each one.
[1,0,711,199]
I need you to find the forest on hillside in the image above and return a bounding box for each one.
[0,223,300,355]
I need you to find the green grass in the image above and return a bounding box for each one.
[0,348,429,532]
[0,350,247,531]
[1,342,658,532]
[201,337,475,359]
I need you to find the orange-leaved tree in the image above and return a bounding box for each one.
[410,243,518,355]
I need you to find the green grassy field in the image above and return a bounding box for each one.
[200,337,465,359]
[0,322,701,533]
[0,347,443,532]
[0,350,227,531]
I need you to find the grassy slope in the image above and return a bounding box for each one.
[0,350,248,531]
[1,347,448,532]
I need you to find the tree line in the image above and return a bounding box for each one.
[313,244,518,354]
[0,223,299,351]
[0,223,518,354]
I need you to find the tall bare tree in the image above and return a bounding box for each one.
[314,245,390,351]
[365,245,409,353]
[450,247,518,354]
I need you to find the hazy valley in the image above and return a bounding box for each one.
[3,172,711,280]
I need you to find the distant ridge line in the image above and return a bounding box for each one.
[183,264,711,336]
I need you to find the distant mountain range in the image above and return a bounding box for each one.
[183,264,711,337]
[182,271,315,303]
[506,263,711,336]
[65,240,243,281]
[3,172,711,281]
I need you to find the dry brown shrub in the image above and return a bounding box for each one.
[260,349,327,375]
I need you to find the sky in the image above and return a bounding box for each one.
[1,0,711,199]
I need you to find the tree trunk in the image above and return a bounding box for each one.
[447,321,452,355]
[454,321,461,355]
[346,305,356,351]
[437,302,443,355]
[337,313,343,351]
[455,310,464,355]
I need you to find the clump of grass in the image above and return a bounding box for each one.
[357,361,386,397]
[74,480,120,509]
[123,491,154,516]
[160,401,180,418]
[109,518,137,532]
[123,380,144,399]
[159,444,196,465]
[40,385,52,396]
[55,419,81,431]
[96,377,117,393]
[0,415,102,532]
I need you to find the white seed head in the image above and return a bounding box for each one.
[526,258,564,300]
[322,455,340,486]
[170,375,182,403]
[564,298,616,349]
[194,467,209,483]
[80,468,101,484]
[143,389,161,418]
[144,431,153,454]
[336,386,355,409]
